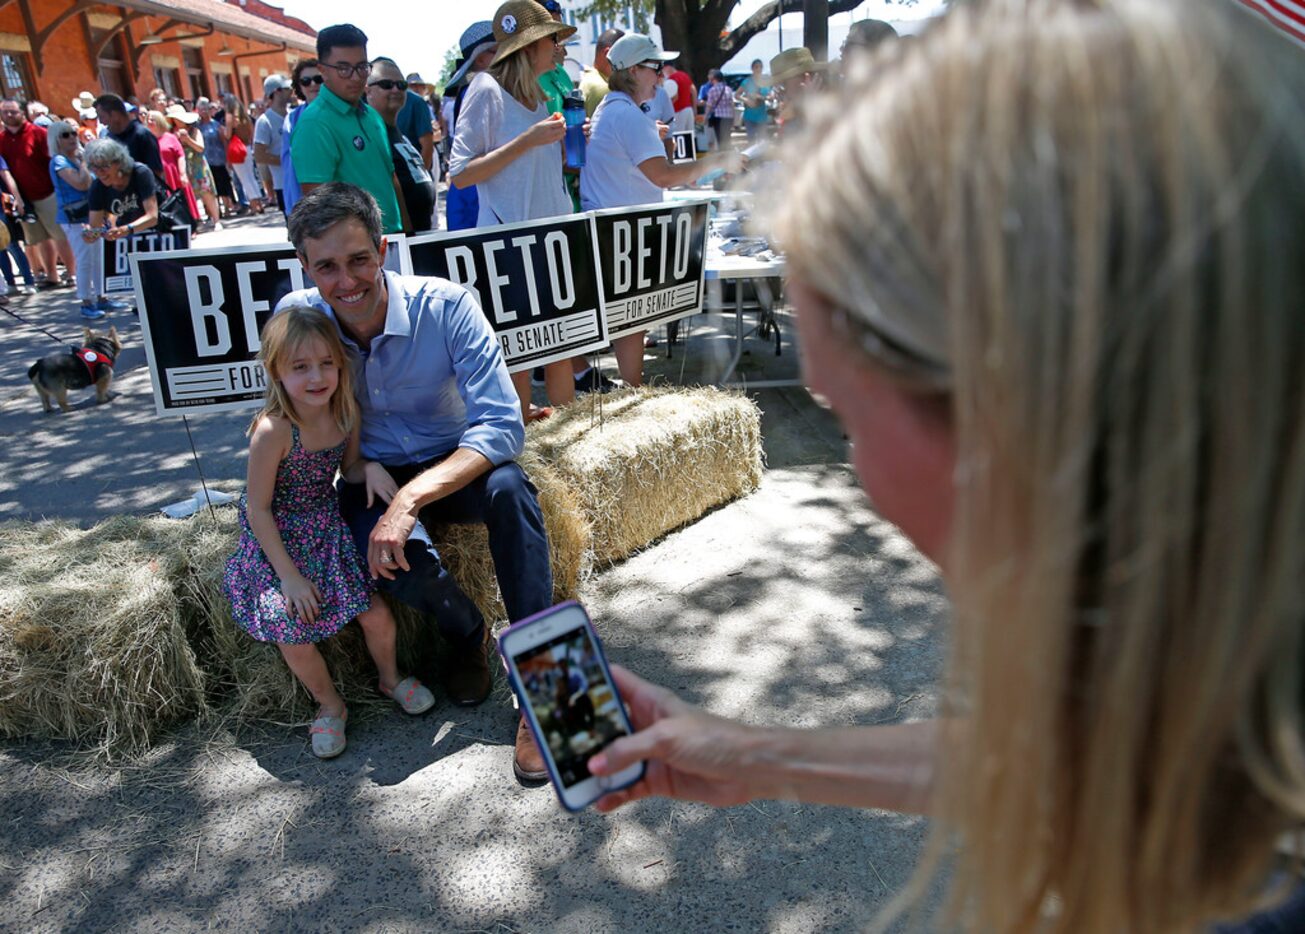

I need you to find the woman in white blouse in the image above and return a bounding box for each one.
[449,0,576,422]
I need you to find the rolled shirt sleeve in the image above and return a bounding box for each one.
[448,74,500,180]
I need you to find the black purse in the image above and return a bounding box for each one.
[64,200,90,224]
[156,188,194,232]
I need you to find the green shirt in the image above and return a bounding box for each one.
[290,86,403,233]
[539,64,574,116]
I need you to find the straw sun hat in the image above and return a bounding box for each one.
[490,0,576,65]
[769,47,827,85]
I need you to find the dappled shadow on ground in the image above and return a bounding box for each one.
[0,464,946,932]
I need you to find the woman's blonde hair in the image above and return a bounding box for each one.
[252,306,358,437]
[146,110,169,134]
[774,0,1305,930]
[489,43,545,111]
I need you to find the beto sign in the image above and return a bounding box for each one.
[132,243,307,415]
[405,216,609,372]
[591,201,708,340]
[102,227,191,293]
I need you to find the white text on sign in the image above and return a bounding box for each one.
[185,259,307,357]
[443,231,575,326]
[610,213,693,295]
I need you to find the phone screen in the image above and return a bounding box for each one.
[511,625,630,788]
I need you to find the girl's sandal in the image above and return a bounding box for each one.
[309,707,347,758]
[382,676,435,715]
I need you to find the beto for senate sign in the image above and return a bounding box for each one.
[132,243,308,415]
[591,200,708,341]
[405,215,609,372]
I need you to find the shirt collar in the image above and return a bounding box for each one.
[318,84,367,116]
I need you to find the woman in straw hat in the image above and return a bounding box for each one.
[448,0,578,423]
[167,103,221,231]
[587,1,1305,930]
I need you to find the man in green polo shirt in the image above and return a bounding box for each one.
[291,23,410,233]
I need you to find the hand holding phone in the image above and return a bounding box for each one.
[498,602,644,811]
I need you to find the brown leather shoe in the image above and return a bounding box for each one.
[513,717,549,785]
[444,634,491,707]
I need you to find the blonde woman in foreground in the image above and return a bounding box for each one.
[586,1,1305,930]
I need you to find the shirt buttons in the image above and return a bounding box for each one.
[372,388,379,395]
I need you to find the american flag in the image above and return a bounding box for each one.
[1237,0,1305,47]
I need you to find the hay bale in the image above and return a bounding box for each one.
[171,456,591,721]
[0,517,207,756]
[525,387,764,565]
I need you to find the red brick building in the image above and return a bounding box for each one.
[0,0,317,115]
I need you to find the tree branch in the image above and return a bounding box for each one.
[721,0,862,57]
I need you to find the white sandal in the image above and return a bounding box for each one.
[309,706,347,758]
[383,676,435,715]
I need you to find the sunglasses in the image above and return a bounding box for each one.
[322,60,372,79]
[369,79,408,91]
[637,61,665,75]
[299,74,324,87]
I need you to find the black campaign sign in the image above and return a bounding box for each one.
[132,244,308,415]
[102,227,192,292]
[592,201,708,340]
[406,216,608,372]
[670,130,696,165]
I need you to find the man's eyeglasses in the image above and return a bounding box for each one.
[369,79,408,92]
[299,74,325,87]
[323,60,372,79]
[637,61,665,75]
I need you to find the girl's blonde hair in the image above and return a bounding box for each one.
[252,306,358,437]
[490,43,545,111]
[774,0,1305,930]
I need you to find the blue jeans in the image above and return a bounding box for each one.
[340,458,553,645]
[445,183,479,231]
[0,239,33,287]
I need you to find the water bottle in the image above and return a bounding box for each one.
[562,90,586,169]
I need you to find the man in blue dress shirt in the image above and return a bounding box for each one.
[277,182,551,783]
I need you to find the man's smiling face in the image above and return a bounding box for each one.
[297,218,389,332]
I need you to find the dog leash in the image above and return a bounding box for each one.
[1,302,75,346]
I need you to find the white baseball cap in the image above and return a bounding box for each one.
[263,74,292,96]
[606,34,678,72]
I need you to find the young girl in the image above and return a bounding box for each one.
[223,306,434,758]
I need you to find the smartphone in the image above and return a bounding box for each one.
[498,601,644,811]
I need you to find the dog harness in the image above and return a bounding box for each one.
[75,347,114,381]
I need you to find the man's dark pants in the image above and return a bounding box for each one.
[339,458,553,651]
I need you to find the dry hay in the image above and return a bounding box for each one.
[0,516,207,757]
[525,386,764,565]
[164,456,592,723]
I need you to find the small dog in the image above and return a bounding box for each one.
[28,326,122,413]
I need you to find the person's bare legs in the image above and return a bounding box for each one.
[38,241,59,281]
[200,190,221,225]
[511,370,535,421]
[356,594,401,694]
[53,236,75,283]
[612,332,645,387]
[278,642,345,717]
[24,241,48,280]
[544,360,575,407]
